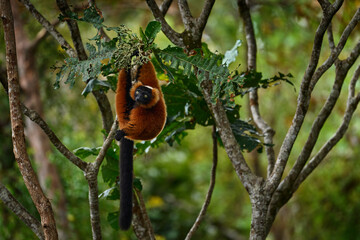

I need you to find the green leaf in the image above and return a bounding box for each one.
[101,142,120,186]
[73,147,100,159]
[230,119,262,152]
[144,21,161,44]
[82,79,112,97]
[107,211,120,230]
[133,178,143,191]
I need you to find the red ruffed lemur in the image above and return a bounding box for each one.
[115,57,167,230]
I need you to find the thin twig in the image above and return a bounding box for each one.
[185,125,218,240]
[94,119,118,169]
[309,8,360,91]
[29,19,61,50]
[0,182,45,240]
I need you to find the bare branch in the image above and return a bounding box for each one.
[268,0,344,192]
[92,90,114,134]
[197,0,216,34]
[29,19,61,50]
[327,23,336,52]
[0,0,58,237]
[280,62,348,192]
[178,0,195,30]
[0,182,45,240]
[349,65,360,98]
[94,119,118,169]
[160,0,173,15]
[84,119,116,239]
[238,0,276,178]
[293,84,360,191]
[309,8,360,91]
[185,125,218,240]
[0,75,88,171]
[145,0,184,47]
[23,107,89,171]
[277,10,360,192]
[238,0,256,70]
[18,0,76,57]
[344,41,360,67]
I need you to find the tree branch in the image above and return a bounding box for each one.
[238,0,276,178]
[293,65,360,190]
[0,0,58,238]
[267,0,344,193]
[18,0,76,58]
[0,182,45,240]
[185,125,218,240]
[178,0,195,31]
[160,0,173,15]
[279,60,349,194]
[94,119,118,169]
[309,8,360,91]
[278,10,360,194]
[0,75,89,171]
[56,0,87,60]
[84,164,102,240]
[197,0,216,34]
[55,0,114,134]
[201,77,259,194]
[145,0,184,47]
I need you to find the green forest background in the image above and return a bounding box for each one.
[1,0,360,239]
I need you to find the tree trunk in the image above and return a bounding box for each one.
[249,182,270,240]
[11,0,69,238]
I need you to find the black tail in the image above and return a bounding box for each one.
[119,137,134,230]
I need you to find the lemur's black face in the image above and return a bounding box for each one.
[134,86,153,105]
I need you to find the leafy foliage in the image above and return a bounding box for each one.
[53,7,294,228]
[54,6,295,157]
[156,44,293,105]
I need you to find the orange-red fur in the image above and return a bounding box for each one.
[116,61,167,141]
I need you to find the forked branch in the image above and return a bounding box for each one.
[267,0,344,193]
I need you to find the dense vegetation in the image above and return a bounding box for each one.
[1,0,359,239]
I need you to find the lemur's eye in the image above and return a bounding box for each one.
[144,94,148,98]
[136,91,140,95]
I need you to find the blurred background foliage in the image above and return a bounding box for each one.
[1,0,360,239]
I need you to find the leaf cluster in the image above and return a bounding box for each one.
[54,6,294,155]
